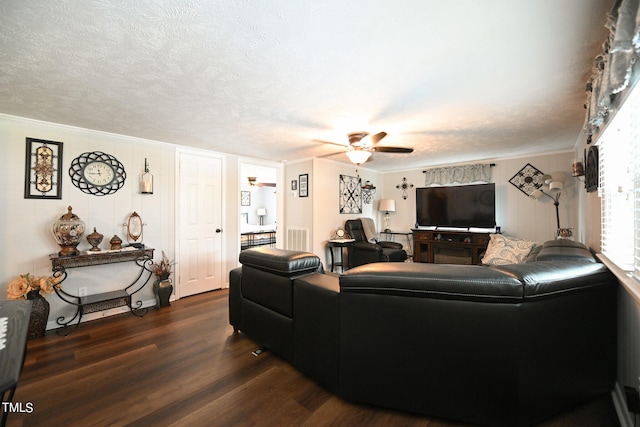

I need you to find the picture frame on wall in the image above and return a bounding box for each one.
[241,190,251,206]
[24,137,63,199]
[299,174,308,197]
[291,180,297,191]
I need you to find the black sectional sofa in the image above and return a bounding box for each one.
[228,240,617,427]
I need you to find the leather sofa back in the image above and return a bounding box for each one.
[340,262,523,302]
[529,239,596,262]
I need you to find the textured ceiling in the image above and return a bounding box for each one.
[0,0,613,171]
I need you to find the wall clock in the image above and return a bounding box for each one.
[69,151,126,196]
[585,146,599,193]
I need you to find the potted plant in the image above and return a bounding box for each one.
[6,273,61,339]
[151,251,175,308]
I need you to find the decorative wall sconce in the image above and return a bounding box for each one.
[379,199,396,232]
[361,180,376,204]
[572,159,585,178]
[396,177,414,199]
[141,158,153,194]
[256,208,267,225]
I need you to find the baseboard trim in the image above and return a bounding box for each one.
[613,382,635,427]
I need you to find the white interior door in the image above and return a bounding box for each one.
[177,151,223,297]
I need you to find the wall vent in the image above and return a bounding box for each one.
[286,228,309,252]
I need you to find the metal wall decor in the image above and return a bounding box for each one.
[396,177,414,199]
[339,174,362,214]
[509,163,545,196]
[69,151,126,196]
[24,138,63,199]
[361,180,376,204]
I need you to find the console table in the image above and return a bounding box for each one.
[412,229,490,265]
[50,247,154,335]
[0,300,30,427]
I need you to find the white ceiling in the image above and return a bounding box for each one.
[0,1,613,172]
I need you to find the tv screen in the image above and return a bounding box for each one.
[416,183,496,229]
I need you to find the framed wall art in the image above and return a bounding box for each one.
[339,174,362,214]
[241,191,251,206]
[299,174,308,197]
[24,137,63,199]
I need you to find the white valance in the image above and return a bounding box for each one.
[585,0,640,138]
[423,163,493,186]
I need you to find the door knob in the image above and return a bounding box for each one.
[215,228,222,233]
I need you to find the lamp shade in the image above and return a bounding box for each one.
[346,150,372,165]
[529,189,544,200]
[379,199,396,213]
[256,208,267,216]
[549,181,563,191]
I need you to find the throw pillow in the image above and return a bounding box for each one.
[482,234,537,265]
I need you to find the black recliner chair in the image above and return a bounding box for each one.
[344,219,407,268]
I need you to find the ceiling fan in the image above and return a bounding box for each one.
[314,132,414,165]
[247,176,276,187]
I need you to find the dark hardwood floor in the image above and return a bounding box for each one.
[6,289,619,427]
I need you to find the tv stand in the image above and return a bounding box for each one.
[412,229,490,265]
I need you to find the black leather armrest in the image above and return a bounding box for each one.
[350,241,381,252]
[378,241,403,249]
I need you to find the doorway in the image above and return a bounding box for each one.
[240,162,279,250]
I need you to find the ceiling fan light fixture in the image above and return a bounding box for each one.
[346,149,372,165]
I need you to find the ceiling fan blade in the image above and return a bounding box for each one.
[372,146,414,153]
[371,132,387,144]
[256,182,276,187]
[312,139,349,148]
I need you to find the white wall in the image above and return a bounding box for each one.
[380,152,578,244]
[283,157,382,269]
[0,114,249,330]
[0,114,176,328]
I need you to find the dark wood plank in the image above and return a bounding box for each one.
[5,289,619,427]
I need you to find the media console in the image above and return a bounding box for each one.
[412,229,490,265]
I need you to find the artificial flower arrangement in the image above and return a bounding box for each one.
[6,273,61,300]
[151,251,175,278]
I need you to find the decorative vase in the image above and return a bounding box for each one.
[87,227,104,251]
[26,290,50,340]
[52,206,86,256]
[110,235,123,250]
[153,275,173,308]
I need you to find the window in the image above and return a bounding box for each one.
[598,82,640,281]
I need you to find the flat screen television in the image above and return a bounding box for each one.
[416,183,496,229]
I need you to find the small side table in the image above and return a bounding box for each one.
[327,239,354,272]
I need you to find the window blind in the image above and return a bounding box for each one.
[599,84,639,275]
